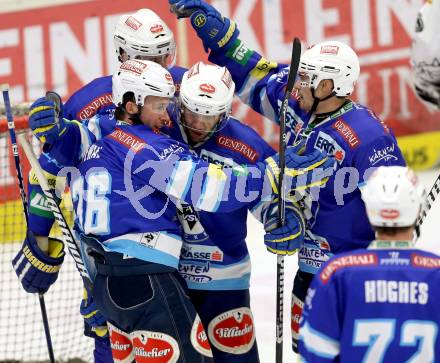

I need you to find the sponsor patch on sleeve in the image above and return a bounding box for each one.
[226,40,253,65]
[108,128,146,153]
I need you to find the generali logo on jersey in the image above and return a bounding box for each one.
[109,323,134,363]
[132,331,180,362]
[77,93,113,120]
[208,308,255,354]
[125,16,142,31]
[191,315,213,357]
[109,128,146,153]
[332,118,361,149]
[120,60,148,75]
[216,136,258,163]
[320,253,378,284]
[411,254,440,268]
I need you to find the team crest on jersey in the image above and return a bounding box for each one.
[131,331,180,363]
[190,315,213,357]
[108,323,134,363]
[199,83,216,93]
[150,23,164,33]
[207,307,255,354]
[125,16,142,31]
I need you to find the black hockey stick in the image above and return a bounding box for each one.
[275,38,302,363]
[416,173,440,236]
[2,85,55,363]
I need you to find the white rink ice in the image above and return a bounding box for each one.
[0,169,438,362]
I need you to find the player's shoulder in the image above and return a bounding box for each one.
[70,75,112,97]
[343,102,393,139]
[215,117,274,162]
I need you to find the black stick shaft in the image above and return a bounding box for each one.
[2,85,56,363]
[275,38,302,363]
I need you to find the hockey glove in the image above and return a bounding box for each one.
[169,0,239,52]
[29,95,66,144]
[12,229,65,294]
[80,286,108,337]
[264,199,305,255]
[264,144,335,199]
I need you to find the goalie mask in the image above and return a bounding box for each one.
[114,9,176,68]
[360,166,425,228]
[179,62,235,143]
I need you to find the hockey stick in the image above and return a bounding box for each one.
[1,85,55,363]
[16,109,90,281]
[275,38,302,363]
[416,173,440,236]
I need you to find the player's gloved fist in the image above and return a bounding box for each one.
[80,286,107,334]
[264,143,335,197]
[264,200,305,255]
[29,96,66,144]
[169,0,239,52]
[12,230,65,293]
[169,0,216,18]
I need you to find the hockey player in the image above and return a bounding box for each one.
[63,8,186,121]
[14,59,333,362]
[167,0,407,351]
[411,0,440,108]
[299,165,440,362]
[23,9,187,362]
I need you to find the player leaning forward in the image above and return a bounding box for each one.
[12,59,332,362]
[299,165,440,362]
[168,0,407,351]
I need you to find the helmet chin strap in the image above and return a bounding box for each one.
[309,88,336,114]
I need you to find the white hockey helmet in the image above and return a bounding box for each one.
[112,59,175,107]
[113,9,176,67]
[180,62,235,117]
[360,166,425,228]
[299,41,360,96]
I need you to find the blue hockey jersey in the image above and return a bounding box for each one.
[208,40,406,273]
[28,65,186,235]
[68,122,271,269]
[36,112,275,289]
[299,243,440,362]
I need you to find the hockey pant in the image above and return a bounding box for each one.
[91,270,213,363]
[189,289,259,363]
[291,270,314,353]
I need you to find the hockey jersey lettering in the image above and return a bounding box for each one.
[332,118,360,149]
[364,280,429,304]
[78,93,113,120]
[319,253,378,284]
[216,135,258,162]
[108,128,146,153]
